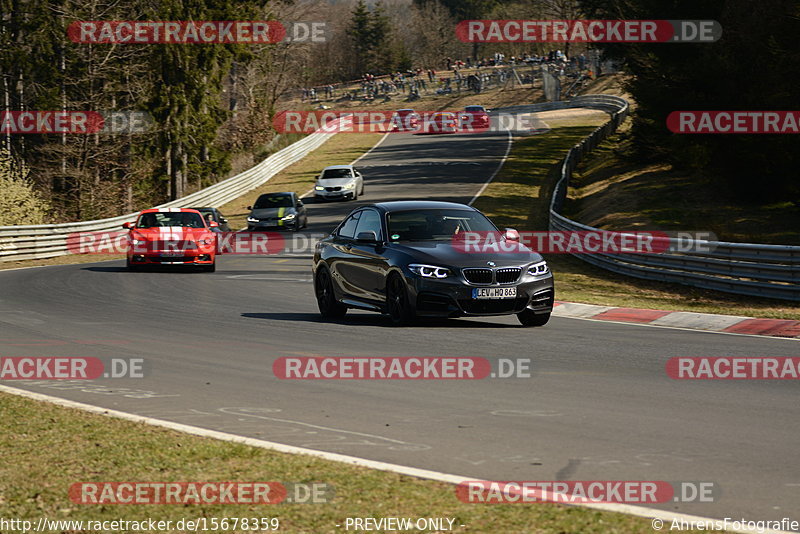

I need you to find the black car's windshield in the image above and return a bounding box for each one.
[254,195,293,209]
[387,209,497,241]
[137,212,205,228]
[321,168,352,179]
[465,106,485,112]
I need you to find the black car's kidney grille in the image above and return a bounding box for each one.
[463,268,493,284]
[496,267,522,284]
[463,267,522,285]
[325,186,342,192]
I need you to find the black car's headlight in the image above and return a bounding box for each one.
[408,264,450,278]
[247,216,259,223]
[528,261,549,276]
[280,213,296,221]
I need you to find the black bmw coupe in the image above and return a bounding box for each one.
[312,201,554,326]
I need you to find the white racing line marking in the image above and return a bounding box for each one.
[0,383,784,533]
[217,407,429,451]
[467,126,513,206]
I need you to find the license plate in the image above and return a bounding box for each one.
[160,251,183,257]
[472,287,517,299]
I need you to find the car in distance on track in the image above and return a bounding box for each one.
[247,192,308,231]
[312,201,554,326]
[188,207,231,232]
[460,105,490,130]
[420,111,457,134]
[391,108,420,132]
[314,165,364,201]
[123,208,218,272]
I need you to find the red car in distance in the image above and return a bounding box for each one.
[123,208,218,272]
[420,111,458,134]
[460,105,490,132]
[391,108,420,132]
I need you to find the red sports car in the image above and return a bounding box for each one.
[459,105,490,132]
[123,208,218,271]
[420,111,458,134]
[390,108,420,132]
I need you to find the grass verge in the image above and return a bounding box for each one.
[0,391,661,533]
[567,134,800,245]
[471,121,800,320]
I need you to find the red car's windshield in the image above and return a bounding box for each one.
[136,212,205,228]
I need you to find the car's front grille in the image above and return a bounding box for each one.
[459,297,528,314]
[149,240,196,251]
[463,267,522,285]
[496,267,522,284]
[325,186,342,192]
[154,256,195,262]
[463,268,493,285]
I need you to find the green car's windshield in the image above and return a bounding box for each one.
[254,195,293,209]
[386,209,497,241]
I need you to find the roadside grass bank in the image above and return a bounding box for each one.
[471,122,800,320]
[567,134,800,246]
[0,391,662,534]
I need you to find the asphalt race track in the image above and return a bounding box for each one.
[1,124,798,524]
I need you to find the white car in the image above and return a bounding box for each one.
[314,165,365,201]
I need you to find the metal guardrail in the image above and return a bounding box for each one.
[547,95,800,302]
[0,121,343,262]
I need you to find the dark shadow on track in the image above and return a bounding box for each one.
[241,312,519,328]
[82,266,210,273]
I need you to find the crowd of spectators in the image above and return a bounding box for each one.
[299,50,601,102]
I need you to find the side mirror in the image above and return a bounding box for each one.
[246,206,252,210]
[356,231,379,244]
[209,221,219,228]
[122,222,133,229]
[504,228,520,242]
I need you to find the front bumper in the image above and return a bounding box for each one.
[407,273,554,317]
[314,190,356,200]
[248,219,299,230]
[128,251,215,265]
